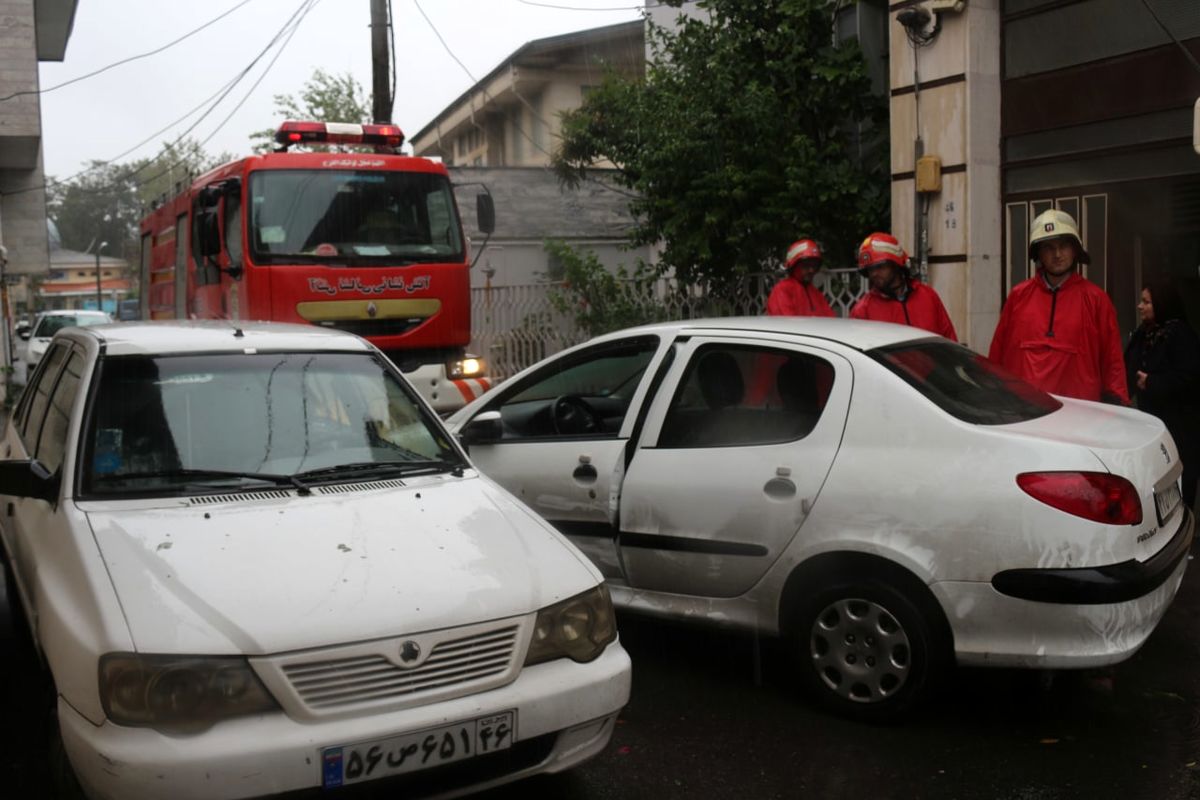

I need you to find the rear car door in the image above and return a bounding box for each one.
[617,337,851,597]
[464,334,667,577]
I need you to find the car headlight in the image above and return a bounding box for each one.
[99,653,280,733]
[447,356,486,379]
[524,584,617,666]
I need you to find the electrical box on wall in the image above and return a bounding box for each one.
[915,155,942,193]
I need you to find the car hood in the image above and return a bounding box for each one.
[85,475,598,655]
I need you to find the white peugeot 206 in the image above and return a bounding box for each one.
[0,321,630,799]
[448,316,1193,720]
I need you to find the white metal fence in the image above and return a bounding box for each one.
[470,268,868,379]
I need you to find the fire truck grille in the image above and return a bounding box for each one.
[315,318,426,337]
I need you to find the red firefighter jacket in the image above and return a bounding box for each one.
[988,271,1128,404]
[766,277,836,318]
[849,280,957,341]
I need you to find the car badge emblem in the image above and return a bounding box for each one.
[1162,443,1171,463]
[367,302,378,318]
[399,640,421,665]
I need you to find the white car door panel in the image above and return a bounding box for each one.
[618,339,851,597]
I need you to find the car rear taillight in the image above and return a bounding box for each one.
[1016,471,1142,525]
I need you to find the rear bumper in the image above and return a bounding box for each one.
[991,508,1194,604]
[933,510,1192,669]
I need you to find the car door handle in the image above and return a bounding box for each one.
[573,463,598,483]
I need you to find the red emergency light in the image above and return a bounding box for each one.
[274,121,405,151]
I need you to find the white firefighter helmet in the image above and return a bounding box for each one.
[1028,208,1090,264]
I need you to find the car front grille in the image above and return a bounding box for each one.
[254,618,528,720]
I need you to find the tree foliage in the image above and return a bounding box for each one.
[47,139,218,260]
[554,0,888,290]
[542,240,667,337]
[249,69,371,153]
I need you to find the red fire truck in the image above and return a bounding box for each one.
[138,120,494,413]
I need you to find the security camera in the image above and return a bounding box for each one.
[896,6,932,30]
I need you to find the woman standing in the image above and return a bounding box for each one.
[1124,278,1200,509]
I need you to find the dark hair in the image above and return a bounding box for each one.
[1144,278,1188,325]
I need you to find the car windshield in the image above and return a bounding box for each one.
[248,169,463,263]
[81,351,462,496]
[871,340,1062,425]
[34,314,109,337]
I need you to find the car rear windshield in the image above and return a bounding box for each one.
[871,340,1062,425]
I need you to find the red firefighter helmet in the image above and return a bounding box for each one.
[785,239,822,270]
[857,232,908,275]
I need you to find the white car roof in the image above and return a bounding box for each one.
[591,316,937,352]
[57,320,374,357]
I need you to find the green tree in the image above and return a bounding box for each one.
[554,0,888,291]
[47,139,216,261]
[249,69,371,152]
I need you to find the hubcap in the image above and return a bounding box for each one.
[809,597,911,704]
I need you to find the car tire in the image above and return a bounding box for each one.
[791,574,947,721]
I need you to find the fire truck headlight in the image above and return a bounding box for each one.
[448,356,486,379]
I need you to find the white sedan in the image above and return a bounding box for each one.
[19,309,112,369]
[0,321,629,799]
[448,317,1193,719]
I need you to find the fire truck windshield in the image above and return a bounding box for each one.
[248,170,464,264]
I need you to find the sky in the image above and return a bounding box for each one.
[38,0,646,182]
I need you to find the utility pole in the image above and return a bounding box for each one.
[95,240,108,312]
[370,0,392,124]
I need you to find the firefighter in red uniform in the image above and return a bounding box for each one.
[767,239,836,317]
[849,232,957,341]
[988,209,1128,404]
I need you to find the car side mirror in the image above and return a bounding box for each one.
[18,330,30,341]
[0,459,59,503]
[459,410,503,447]
[198,209,222,257]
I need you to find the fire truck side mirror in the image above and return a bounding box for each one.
[198,209,222,257]
[476,194,495,235]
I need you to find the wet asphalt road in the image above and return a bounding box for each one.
[5,548,1200,800]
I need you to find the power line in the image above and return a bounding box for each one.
[516,0,673,10]
[0,0,258,104]
[1139,0,1200,77]
[24,0,318,199]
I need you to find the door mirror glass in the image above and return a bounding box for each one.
[0,459,58,503]
[198,208,222,257]
[476,194,495,235]
[461,410,503,446]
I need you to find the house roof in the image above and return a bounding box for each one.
[412,19,644,144]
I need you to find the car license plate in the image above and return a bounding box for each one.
[322,710,516,788]
[1155,483,1182,524]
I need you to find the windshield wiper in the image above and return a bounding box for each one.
[293,459,465,481]
[98,468,313,495]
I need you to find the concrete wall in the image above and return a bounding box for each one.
[889,0,1001,352]
[0,0,50,277]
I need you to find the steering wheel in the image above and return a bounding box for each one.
[551,395,600,435]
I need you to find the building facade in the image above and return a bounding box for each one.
[410,20,644,167]
[888,0,1200,351]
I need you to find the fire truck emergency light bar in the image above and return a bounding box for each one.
[274,121,405,150]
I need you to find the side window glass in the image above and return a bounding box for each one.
[19,345,69,450]
[658,345,834,449]
[492,337,659,439]
[35,351,85,474]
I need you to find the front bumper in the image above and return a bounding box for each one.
[401,363,492,416]
[59,643,630,800]
[934,509,1193,669]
